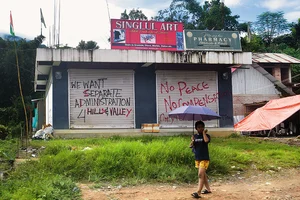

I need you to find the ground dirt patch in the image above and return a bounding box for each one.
[260,136,300,147]
[79,168,300,200]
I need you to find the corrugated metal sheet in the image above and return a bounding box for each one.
[156,70,219,128]
[252,53,300,64]
[232,65,280,95]
[69,69,135,128]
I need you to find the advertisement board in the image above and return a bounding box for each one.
[111,19,184,51]
[184,30,242,51]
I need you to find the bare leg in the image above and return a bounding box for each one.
[203,173,211,192]
[197,167,206,194]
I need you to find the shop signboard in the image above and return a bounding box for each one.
[111,19,184,51]
[184,30,242,51]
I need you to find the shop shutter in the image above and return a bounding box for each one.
[156,70,219,128]
[69,69,135,128]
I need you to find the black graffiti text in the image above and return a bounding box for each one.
[74,98,131,108]
[70,78,107,89]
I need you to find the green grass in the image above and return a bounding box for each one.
[0,139,19,160]
[0,139,19,171]
[1,135,300,199]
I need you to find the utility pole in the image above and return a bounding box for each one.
[221,0,225,30]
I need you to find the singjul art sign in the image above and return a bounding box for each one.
[111,19,184,51]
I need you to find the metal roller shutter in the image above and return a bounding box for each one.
[156,70,219,128]
[69,69,135,128]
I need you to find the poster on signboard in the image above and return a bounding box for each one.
[111,19,184,51]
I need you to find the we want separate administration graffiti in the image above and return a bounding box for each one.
[70,78,133,123]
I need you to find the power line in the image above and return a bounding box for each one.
[105,0,111,49]
[105,0,111,24]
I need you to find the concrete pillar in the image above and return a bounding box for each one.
[272,67,281,81]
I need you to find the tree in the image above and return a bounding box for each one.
[291,18,300,48]
[272,34,295,48]
[108,9,148,43]
[0,36,43,129]
[241,34,264,52]
[200,0,239,30]
[120,8,148,20]
[76,40,99,50]
[153,0,200,29]
[120,9,129,20]
[254,11,290,46]
[154,0,240,30]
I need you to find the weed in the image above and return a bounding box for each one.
[1,136,300,199]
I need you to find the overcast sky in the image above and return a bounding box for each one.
[1,0,299,49]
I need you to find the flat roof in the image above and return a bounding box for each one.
[35,49,252,91]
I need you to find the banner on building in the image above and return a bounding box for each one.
[111,19,184,51]
[184,30,242,51]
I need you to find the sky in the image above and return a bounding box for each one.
[1,0,300,49]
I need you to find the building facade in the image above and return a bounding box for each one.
[34,49,251,135]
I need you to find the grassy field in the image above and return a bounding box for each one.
[0,134,300,200]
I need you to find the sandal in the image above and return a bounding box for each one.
[201,189,212,194]
[191,192,201,198]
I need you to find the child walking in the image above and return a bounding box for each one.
[190,120,212,199]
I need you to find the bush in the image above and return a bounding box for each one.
[0,107,18,126]
[9,123,23,139]
[227,132,242,138]
[0,125,10,140]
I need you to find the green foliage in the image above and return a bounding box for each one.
[237,22,248,33]
[76,40,99,50]
[273,34,295,48]
[1,136,300,199]
[0,36,43,131]
[154,0,239,30]
[0,125,10,140]
[254,11,290,46]
[9,123,23,138]
[0,107,18,126]
[31,136,300,182]
[201,0,239,30]
[36,137,194,183]
[241,34,264,52]
[291,18,300,48]
[227,133,242,138]
[121,8,148,20]
[0,139,18,159]
[0,165,81,200]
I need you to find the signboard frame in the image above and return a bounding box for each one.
[184,30,242,51]
[111,19,184,51]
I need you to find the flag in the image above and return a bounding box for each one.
[10,11,15,36]
[40,8,46,28]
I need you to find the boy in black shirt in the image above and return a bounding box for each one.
[191,120,212,198]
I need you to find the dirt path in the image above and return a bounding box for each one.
[79,168,300,200]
